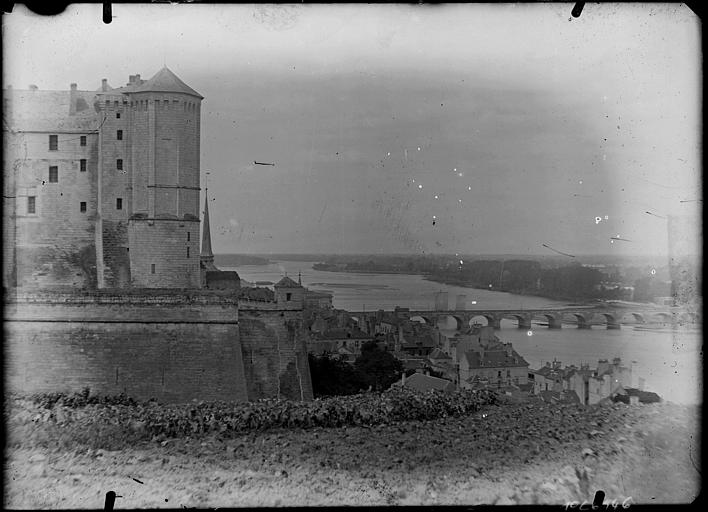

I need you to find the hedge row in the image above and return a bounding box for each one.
[16,387,498,439]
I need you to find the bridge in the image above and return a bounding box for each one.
[349,305,698,331]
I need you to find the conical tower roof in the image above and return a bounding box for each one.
[200,189,216,269]
[131,66,203,99]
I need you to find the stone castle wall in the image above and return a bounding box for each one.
[4,292,249,403]
[239,300,314,401]
[6,130,99,289]
[128,219,201,288]
[4,293,314,403]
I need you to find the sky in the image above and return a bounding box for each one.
[3,3,702,257]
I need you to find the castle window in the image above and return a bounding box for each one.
[48,166,58,183]
[116,112,121,119]
[187,232,190,241]
[116,159,123,170]
[80,202,87,213]
[27,196,36,214]
[187,247,190,258]
[151,264,156,274]
[286,293,292,301]
[80,159,87,172]
[116,198,123,210]
[49,135,58,151]
[80,136,86,147]
[116,130,123,140]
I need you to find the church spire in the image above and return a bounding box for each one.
[200,188,215,268]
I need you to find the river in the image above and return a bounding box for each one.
[226,260,702,405]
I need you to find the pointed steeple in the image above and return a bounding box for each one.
[200,189,216,270]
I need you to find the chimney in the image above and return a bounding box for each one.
[69,83,78,115]
[128,75,135,85]
[101,78,108,92]
[135,74,141,84]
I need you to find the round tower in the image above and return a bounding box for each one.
[124,67,203,288]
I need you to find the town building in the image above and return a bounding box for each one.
[530,357,638,405]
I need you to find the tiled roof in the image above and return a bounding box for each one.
[463,348,529,369]
[238,287,274,301]
[317,328,371,340]
[128,67,203,98]
[404,373,454,392]
[428,348,451,360]
[5,89,99,132]
[275,276,301,288]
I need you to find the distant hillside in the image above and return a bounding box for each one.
[214,254,271,267]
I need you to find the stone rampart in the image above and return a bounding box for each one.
[4,292,248,403]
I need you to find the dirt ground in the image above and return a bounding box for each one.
[4,399,700,508]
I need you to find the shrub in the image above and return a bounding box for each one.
[10,387,498,448]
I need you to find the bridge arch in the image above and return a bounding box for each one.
[434,314,465,331]
[651,312,674,324]
[467,314,501,329]
[410,315,433,325]
[618,312,646,324]
[561,312,593,329]
[597,312,621,330]
[532,313,562,329]
[500,313,533,329]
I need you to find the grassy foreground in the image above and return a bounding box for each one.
[4,390,701,508]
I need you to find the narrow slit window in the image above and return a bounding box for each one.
[80,159,87,172]
[80,202,87,213]
[80,136,86,147]
[116,159,123,170]
[187,247,190,258]
[116,130,123,140]
[48,135,58,150]
[27,196,36,214]
[48,166,58,183]
[151,264,156,274]
[187,232,190,241]
[116,198,123,210]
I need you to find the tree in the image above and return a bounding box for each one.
[308,353,366,397]
[354,343,404,392]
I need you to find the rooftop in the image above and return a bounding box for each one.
[115,67,203,98]
[275,276,301,288]
[403,373,455,393]
[463,347,529,369]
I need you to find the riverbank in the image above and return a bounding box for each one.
[5,396,700,507]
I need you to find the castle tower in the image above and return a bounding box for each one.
[119,67,203,288]
[274,276,304,310]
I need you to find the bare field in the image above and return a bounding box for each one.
[4,399,700,508]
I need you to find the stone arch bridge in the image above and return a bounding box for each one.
[351,306,695,331]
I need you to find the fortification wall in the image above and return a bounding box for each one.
[238,300,314,401]
[4,292,248,403]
